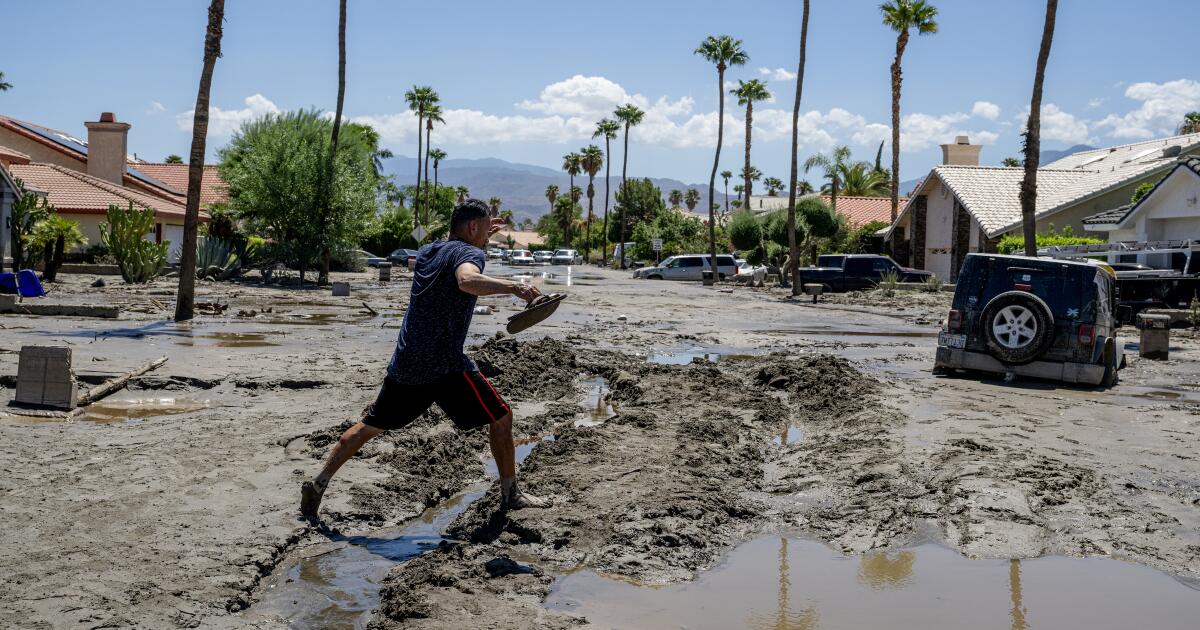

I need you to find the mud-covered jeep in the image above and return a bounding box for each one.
[934,253,1124,386]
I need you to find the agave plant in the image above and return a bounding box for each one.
[197,236,260,281]
[100,203,168,284]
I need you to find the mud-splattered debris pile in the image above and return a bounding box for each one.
[752,354,877,423]
[471,337,577,402]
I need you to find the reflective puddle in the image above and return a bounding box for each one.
[771,425,805,446]
[79,397,212,423]
[575,376,615,427]
[760,326,940,339]
[546,537,1200,629]
[176,332,281,347]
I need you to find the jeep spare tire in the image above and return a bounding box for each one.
[980,291,1054,365]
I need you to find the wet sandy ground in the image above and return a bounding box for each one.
[0,266,1197,628]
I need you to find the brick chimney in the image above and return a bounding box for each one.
[84,112,130,185]
[940,135,982,166]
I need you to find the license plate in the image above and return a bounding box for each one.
[938,332,966,349]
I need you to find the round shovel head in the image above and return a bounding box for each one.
[506,293,566,334]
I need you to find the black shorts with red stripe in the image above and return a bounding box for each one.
[361,370,510,431]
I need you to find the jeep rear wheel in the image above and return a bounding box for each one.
[981,291,1054,365]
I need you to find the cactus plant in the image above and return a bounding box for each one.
[100,203,168,283]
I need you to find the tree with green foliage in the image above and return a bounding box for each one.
[997,225,1101,255]
[798,196,840,262]
[668,189,683,208]
[218,109,380,284]
[838,220,890,254]
[837,161,890,196]
[684,188,700,212]
[429,148,447,189]
[613,104,645,267]
[607,178,665,245]
[732,79,772,206]
[1002,157,1021,167]
[30,215,87,283]
[553,196,581,247]
[0,71,10,92]
[630,207,706,261]
[1131,181,1155,204]
[488,196,502,214]
[580,144,604,261]
[421,104,445,216]
[544,184,558,215]
[7,181,49,272]
[359,206,416,256]
[762,177,784,196]
[729,210,763,252]
[720,169,733,213]
[697,34,748,277]
[405,85,438,219]
[593,118,621,265]
[804,145,851,216]
[164,154,184,164]
[562,152,582,243]
[881,0,939,222]
[1178,112,1200,135]
[455,185,469,203]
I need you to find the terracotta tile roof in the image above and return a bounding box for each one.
[128,162,229,206]
[7,163,202,221]
[0,144,31,165]
[890,133,1200,238]
[821,195,902,228]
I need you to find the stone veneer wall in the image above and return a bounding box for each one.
[912,195,927,269]
[951,200,971,282]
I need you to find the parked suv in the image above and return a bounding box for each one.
[637,254,738,281]
[935,253,1124,387]
[551,249,583,265]
[799,254,931,292]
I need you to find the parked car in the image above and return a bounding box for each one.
[551,249,583,265]
[487,247,504,260]
[637,254,738,281]
[349,249,386,267]
[798,254,931,292]
[510,249,535,265]
[533,250,553,264]
[934,253,1124,387]
[387,248,420,269]
[501,249,514,263]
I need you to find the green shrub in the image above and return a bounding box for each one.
[922,274,944,293]
[1131,182,1155,205]
[996,228,1104,255]
[100,203,168,283]
[729,210,762,252]
[878,269,900,296]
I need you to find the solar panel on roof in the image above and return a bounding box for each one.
[11,119,88,155]
[126,167,182,195]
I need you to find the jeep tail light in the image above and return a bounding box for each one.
[1014,283,1032,291]
[1078,323,1095,347]
[947,309,962,332]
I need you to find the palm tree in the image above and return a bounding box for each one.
[684,188,700,213]
[422,104,445,217]
[456,185,470,202]
[1002,157,1022,167]
[33,215,87,283]
[499,209,515,227]
[164,154,184,164]
[174,0,225,322]
[318,0,348,286]
[837,162,890,196]
[0,71,11,92]
[798,180,815,194]
[881,1,938,222]
[553,196,578,247]
[562,152,582,218]
[762,176,785,196]
[488,196,502,214]
[732,79,772,208]
[404,85,437,220]
[613,104,645,267]
[1020,0,1058,257]
[740,165,762,208]
[429,148,447,190]
[544,184,559,215]
[668,189,683,208]
[1179,112,1200,135]
[720,169,733,213]
[733,184,745,202]
[580,144,604,262]
[804,146,851,218]
[696,35,749,276]
[593,118,621,264]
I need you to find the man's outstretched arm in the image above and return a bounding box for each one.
[455,262,541,302]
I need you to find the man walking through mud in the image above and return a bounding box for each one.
[301,199,548,518]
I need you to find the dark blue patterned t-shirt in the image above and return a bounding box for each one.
[387,239,486,384]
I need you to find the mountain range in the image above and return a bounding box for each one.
[383,155,727,225]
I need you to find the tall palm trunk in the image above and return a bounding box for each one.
[318,0,347,287]
[724,178,729,214]
[601,137,612,266]
[618,125,630,268]
[1021,0,1058,257]
[414,109,423,222]
[787,0,810,295]
[743,100,753,208]
[889,30,908,222]
[567,171,575,247]
[585,178,595,262]
[423,124,432,225]
[434,163,439,190]
[174,0,224,322]
[706,64,726,279]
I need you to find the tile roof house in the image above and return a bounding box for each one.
[885,133,1200,281]
[1080,157,1200,267]
[746,193,902,228]
[0,161,21,266]
[127,162,229,207]
[0,112,218,264]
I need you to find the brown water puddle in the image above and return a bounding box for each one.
[546,538,1200,629]
[760,326,940,338]
[574,376,615,427]
[80,397,212,423]
[175,332,281,347]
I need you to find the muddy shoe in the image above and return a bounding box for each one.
[300,480,324,519]
[502,488,549,510]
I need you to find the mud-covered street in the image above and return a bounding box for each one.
[2,266,1198,629]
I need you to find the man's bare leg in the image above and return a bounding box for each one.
[301,421,384,518]
[489,412,547,509]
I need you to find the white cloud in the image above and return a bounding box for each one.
[1093,79,1200,139]
[177,93,281,135]
[1087,97,1105,109]
[146,101,166,115]
[1015,103,1091,145]
[516,75,630,118]
[757,67,797,81]
[971,101,1000,120]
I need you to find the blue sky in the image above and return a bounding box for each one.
[2,0,1198,185]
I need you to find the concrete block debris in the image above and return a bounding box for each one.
[15,346,77,409]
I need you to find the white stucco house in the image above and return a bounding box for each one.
[1081,156,1200,268]
[886,133,1200,282]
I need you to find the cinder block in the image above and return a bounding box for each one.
[331,282,351,297]
[378,263,392,282]
[15,346,77,409]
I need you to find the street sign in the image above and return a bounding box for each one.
[411,225,428,242]
[652,238,663,252]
